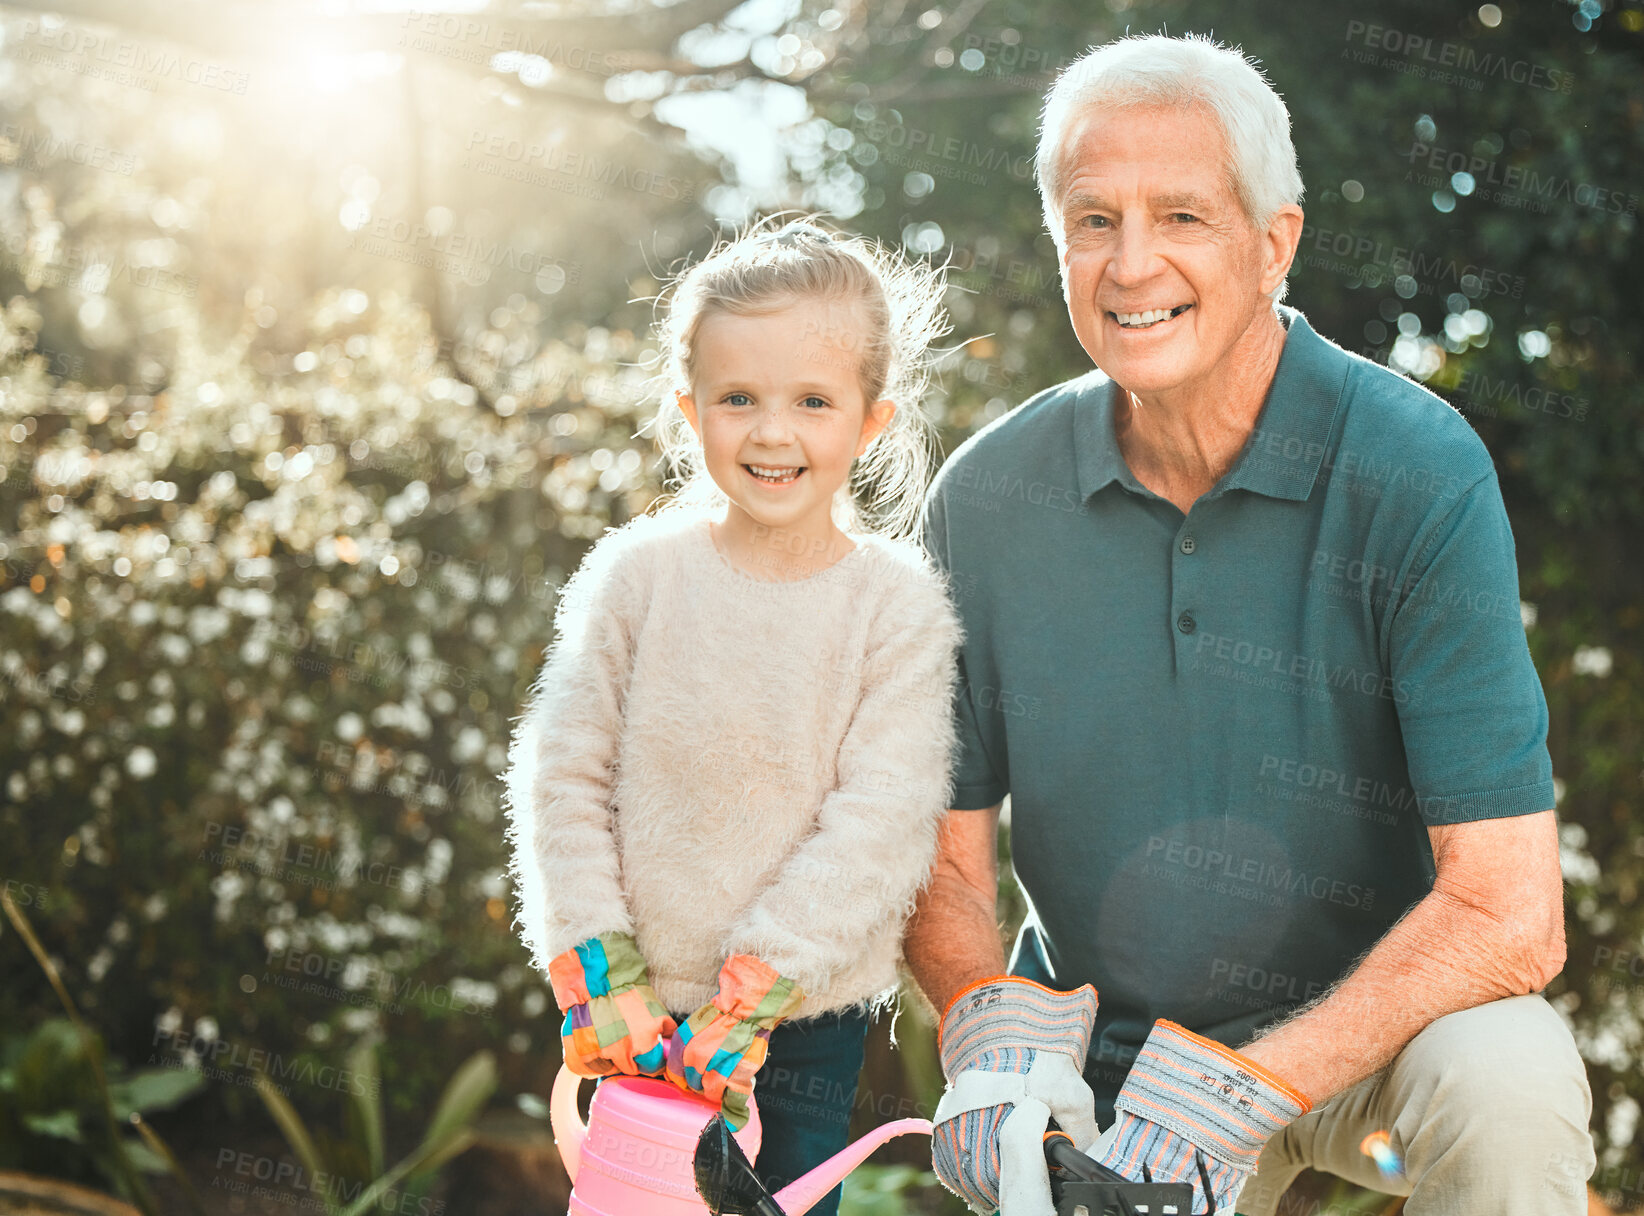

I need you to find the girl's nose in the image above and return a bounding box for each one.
[750,403,794,444]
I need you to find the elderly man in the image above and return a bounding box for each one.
[909,32,1594,1216]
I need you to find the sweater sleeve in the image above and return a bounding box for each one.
[502,531,644,975]
[719,557,963,1003]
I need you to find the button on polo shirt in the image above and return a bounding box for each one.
[919,306,1554,1123]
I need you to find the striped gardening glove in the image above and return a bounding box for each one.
[548,931,677,1078]
[931,977,1101,1216]
[1093,1020,1311,1215]
[666,954,804,1131]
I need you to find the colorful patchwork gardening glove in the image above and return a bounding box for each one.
[1092,1019,1311,1216]
[930,977,1102,1216]
[548,931,676,1078]
[665,954,804,1131]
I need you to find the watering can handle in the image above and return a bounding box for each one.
[550,1029,683,1179]
[550,1065,588,1182]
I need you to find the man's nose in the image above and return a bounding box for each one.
[1108,222,1164,284]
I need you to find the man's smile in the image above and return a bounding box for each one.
[1109,303,1194,329]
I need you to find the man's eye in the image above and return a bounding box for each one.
[1080,214,1110,228]
[1170,212,1199,223]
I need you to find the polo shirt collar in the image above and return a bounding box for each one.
[1073,305,1347,504]
[1072,369,1139,499]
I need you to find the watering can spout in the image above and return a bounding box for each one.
[771,1118,933,1216]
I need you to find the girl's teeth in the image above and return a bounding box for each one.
[748,465,800,482]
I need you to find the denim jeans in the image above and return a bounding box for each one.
[749,1007,872,1216]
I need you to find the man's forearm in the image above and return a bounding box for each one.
[905,871,1006,1015]
[1240,882,1564,1104]
[905,808,1008,1014]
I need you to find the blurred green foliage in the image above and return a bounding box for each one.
[254,1038,496,1216]
[839,1164,958,1216]
[2,887,205,1213]
[1,1017,205,1192]
[1,0,1640,1211]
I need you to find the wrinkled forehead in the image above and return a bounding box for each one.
[1056,102,1243,213]
[1062,184,1227,216]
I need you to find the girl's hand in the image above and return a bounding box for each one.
[549,932,677,1077]
[666,954,804,1129]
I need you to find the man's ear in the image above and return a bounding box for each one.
[856,398,897,457]
[1259,204,1305,297]
[675,389,701,437]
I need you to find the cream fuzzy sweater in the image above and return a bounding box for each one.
[503,504,963,1019]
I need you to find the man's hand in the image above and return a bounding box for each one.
[1093,1019,1310,1214]
[913,805,1110,1214]
[905,803,1007,1012]
[1239,809,1565,1106]
[931,977,1101,1215]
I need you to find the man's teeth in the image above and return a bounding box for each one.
[747,465,802,483]
[1115,305,1190,328]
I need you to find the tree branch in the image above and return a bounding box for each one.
[0,0,747,71]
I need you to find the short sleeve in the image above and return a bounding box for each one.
[919,480,1009,809]
[1389,471,1555,824]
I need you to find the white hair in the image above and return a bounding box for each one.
[1036,32,1304,248]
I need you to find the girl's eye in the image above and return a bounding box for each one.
[724,392,753,406]
[802,396,829,410]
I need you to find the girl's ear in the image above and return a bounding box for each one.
[675,389,701,437]
[855,398,896,457]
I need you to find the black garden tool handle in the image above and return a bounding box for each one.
[1042,1119,1198,1216]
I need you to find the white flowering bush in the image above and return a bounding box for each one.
[0,285,666,1125]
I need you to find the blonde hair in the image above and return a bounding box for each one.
[645,214,950,540]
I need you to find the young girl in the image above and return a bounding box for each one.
[503,217,962,1215]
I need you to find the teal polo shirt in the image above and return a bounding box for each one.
[919,305,1554,1122]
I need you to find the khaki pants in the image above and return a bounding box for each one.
[1234,995,1595,1216]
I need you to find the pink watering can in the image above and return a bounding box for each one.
[551,1064,931,1215]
